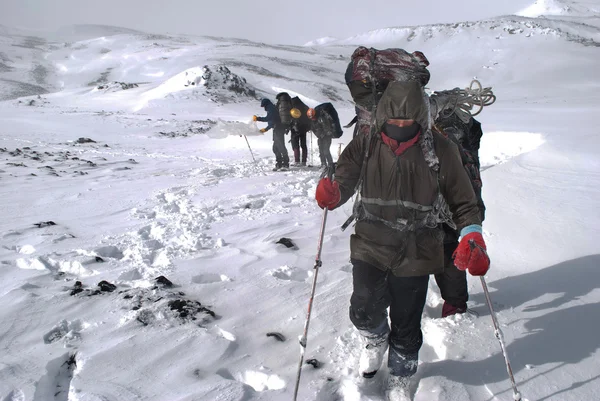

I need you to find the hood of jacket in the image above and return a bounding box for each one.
[375,81,430,133]
[261,98,273,109]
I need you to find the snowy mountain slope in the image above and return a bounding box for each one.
[0,29,57,101]
[517,0,600,18]
[1,1,600,400]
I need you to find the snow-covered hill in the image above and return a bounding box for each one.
[1,1,599,400]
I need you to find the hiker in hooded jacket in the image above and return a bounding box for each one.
[433,114,486,318]
[307,103,343,169]
[254,98,289,170]
[315,81,490,400]
[290,96,310,166]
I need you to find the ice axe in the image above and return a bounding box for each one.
[292,165,335,401]
[470,240,522,401]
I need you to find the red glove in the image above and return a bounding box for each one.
[315,177,341,210]
[453,232,490,276]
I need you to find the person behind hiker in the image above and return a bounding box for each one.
[307,103,343,169]
[253,98,289,171]
[314,81,490,400]
[290,96,310,166]
[433,115,486,318]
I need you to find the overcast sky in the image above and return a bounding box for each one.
[1,0,534,45]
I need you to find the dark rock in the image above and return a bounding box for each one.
[70,281,84,296]
[276,237,298,250]
[155,275,173,288]
[76,138,96,144]
[266,332,286,342]
[306,359,322,369]
[98,280,117,292]
[168,299,216,319]
[34,221,56,228]
[95,256,104,263]
[136,310,154,326]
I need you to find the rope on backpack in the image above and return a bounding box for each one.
[430,80,496,123]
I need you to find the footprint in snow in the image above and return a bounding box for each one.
[270,265,312,282]
[43,319,85,347]
[234,369,286,392]
[192,273,232,284]
[2,389,26,401]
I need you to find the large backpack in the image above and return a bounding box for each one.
[434,114,486,221]
[291,96,311,132]
[315,102,344,139]
[345,46,430,137]
[276,92,293,127]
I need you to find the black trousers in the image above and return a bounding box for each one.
[349,259,429,357]
[434,241,468,307]
[290,129,307,163]
[272,126,289,167]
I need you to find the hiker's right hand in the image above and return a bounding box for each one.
[260,128,267,133]
[315,177,340,210]
[252,115,258,121]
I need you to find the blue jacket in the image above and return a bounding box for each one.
[257,99,280,131]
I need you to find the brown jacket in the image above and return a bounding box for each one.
[334,81,481,277]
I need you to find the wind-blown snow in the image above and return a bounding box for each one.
[516,0,600,17]
[517,0,572,17]
[1,2,600,400]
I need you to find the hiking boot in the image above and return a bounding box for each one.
[300,161,307,167]
[358,325,390,378]
[386,375,412,401]
[272,165,281,172]
[441,302,467,318]
[388,348,418,377]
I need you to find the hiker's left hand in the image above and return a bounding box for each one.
[260,128,267,133]
[453,230,489,276]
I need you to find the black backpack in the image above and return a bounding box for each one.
[315,103,343,139]
[434,114,486,221]
[276,92,293,127]
[291,96,310,132]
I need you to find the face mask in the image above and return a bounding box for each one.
[383,122,420,142]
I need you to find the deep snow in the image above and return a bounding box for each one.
[1,1,599,400]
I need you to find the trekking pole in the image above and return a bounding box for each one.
[310,132,314,166]
[478,264,522,400]
[243,135,257,164]
[293,167,333,401]
[470,240,521,400]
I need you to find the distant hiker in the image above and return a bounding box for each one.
[314,81,489,400]
[433,114,486,318]
[307,102,343,169]
[290,96,310,166]
[254,98,289,171]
